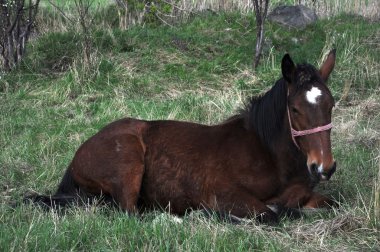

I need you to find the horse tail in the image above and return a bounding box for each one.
[55,167,78,195]
[23,167,80,209]
[23,194,78,209]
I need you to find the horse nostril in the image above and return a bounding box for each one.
[321,162,337,180]
[309,163,319,177]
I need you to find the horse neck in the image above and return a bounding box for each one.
[245,79,307,176]
[274,119,308,181]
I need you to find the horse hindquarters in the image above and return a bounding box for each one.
[70,128,147,213]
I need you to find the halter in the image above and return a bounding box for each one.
[287,106,333,149]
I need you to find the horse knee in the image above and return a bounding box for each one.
[217,194,280,225]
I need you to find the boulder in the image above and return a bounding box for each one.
[268,5,318,29]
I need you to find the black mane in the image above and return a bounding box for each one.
[242,78,288,151]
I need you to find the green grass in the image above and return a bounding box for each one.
[1,8,380,251]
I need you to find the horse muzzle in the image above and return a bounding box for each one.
[309,161,336,181]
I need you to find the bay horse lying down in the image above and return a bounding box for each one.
[27,50,338,224]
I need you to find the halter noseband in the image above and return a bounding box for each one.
[287,106,333,149]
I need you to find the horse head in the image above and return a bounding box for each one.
[282,50,336,182]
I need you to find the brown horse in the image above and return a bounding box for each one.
[26,50,338,224]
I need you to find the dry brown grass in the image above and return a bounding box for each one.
[334,92,380,148]
[299,0,380,21]
[36,0,380,32]
[166,0,380,21]
[159,0,380,25]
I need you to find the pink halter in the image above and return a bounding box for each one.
[287,106,333,149]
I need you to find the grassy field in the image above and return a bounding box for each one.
[1,2,380,251]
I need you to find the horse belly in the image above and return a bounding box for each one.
[139,155,281,215]
[139,157,205,214]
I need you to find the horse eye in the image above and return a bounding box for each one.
[291,107,299,114]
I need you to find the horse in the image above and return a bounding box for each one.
[25,50,338,224]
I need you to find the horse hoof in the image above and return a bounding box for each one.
[267,204,302,220]
[281,207,302,220]
[256,210,279,225]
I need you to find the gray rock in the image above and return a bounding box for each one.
[268,5,318,29]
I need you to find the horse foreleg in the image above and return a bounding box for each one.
[215,192,279,224]
[266,184,336,210]
[266,183,312,208]
[303,192,337,209]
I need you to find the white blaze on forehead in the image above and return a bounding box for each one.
[306,86,322,104]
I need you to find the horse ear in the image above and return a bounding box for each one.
[281,54,295,84]
[319,49,336,82]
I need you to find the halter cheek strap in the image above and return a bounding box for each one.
[287,106,333,149]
